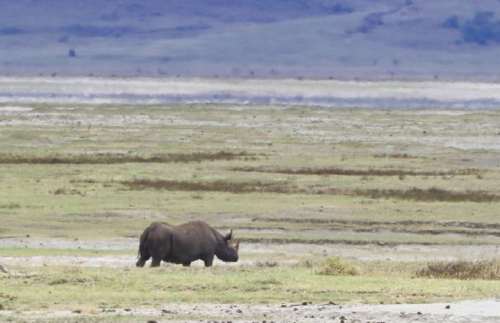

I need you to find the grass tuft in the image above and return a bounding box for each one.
[416,259,500,280]
[315,257,359,276]
[0,202,21,209]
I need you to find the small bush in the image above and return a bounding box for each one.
[315,257,358,276]
[330,3,354,14]
[256,261,278,267]
[357,12,384,33]
[442,15,460,29]
[416,259,500,280]
[53,188,82,195]
[461,11,500,45]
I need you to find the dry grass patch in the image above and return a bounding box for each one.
[353,187,500,203]
[120,179,296,193]
[416,259,500,280]
[120,178,500,202]
[231,166,481,177]
[0,151,252,164]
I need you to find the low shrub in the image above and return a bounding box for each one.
[315,257,358,276]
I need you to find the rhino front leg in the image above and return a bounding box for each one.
[151,257,162,267]
[203,254,214,267]
[150,250,162,267]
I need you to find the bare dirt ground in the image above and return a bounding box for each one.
[0,296,499,323]
[1,274,498,322]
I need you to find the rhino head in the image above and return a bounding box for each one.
[216,230,240,262]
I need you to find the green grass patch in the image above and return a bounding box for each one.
[7,130,38,141]
[1,262,499,312]
[0,247,132,257]
[1,104,500,264]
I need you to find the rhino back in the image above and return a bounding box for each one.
[169,221,218,262]
[145,222,172,249]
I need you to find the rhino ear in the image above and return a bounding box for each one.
[224,230,233,242]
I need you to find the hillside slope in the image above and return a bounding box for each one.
[1,0,500,81]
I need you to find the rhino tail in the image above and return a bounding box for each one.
[137,227,149,259]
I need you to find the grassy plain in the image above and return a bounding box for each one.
[1,101,500,320]
[1,103,499,241]
[2,264,499,311]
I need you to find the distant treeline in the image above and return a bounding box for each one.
[443,11,500,45]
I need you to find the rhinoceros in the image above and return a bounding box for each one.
[136,221,239,267]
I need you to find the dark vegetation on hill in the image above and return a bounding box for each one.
[1,1,500,80]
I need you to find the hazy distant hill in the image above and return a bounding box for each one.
[2,0,500,81]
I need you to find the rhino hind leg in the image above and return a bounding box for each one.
[136,245,150,267]
[136,255,149,267]
[150,249,164,267]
